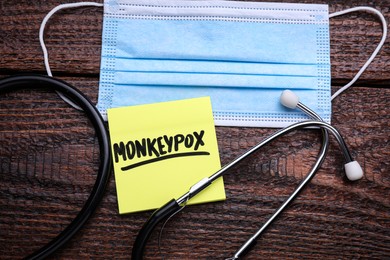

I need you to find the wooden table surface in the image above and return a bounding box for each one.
[0,0,389,259]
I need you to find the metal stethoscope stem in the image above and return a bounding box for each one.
[132,92,363,260]
[177,104,353,206]
[230,102,329,259]
[176,101,355,259]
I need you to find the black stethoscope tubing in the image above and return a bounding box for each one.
[0,75,112,260]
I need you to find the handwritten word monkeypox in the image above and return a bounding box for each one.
[113,130,210,171]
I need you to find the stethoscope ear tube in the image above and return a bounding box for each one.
[132,199,181,260]
[0,75,112,259]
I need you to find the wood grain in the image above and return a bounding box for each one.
[0,0,389,259]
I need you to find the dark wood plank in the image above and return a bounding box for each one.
[0,0,389,259]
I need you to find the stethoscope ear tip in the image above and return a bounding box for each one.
[344,161,364,181]
[280,89,299,109]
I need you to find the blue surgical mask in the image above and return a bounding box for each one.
[97,0,331,127]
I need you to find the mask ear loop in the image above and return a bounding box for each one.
[329,6,387,100]
[39,2,103,110]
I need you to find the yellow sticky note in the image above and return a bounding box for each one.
[107,97,225,214]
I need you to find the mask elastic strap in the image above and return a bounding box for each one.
[329,6,387,100]
[39,2,103,110]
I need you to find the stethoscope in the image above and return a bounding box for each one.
[0,75,363,260]
[131,90,363,259]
